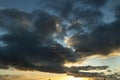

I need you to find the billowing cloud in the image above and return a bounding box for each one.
[0,9,77,73]
[39,0,105,28]
[0,0,120,79]
[68,5,120,57]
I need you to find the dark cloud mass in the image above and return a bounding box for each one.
[81,0,108,7]
[69,5,120,56]
[0,0,120,78]
[70,66,109,71]
[0,8,77,73]
[68,72,106,77]
[39,0,104,23]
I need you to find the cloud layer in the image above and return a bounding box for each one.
[0,0,120,78]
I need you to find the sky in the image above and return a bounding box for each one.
[0,0,120,80]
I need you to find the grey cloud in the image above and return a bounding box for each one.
[68,72,120,79]
[67,72,106,78]
[38,0,105,25]
[70,66,108,71]
[0,1,120,78]
[68,5,120,56]
[66,66,120,79]
[0,9,77,73]
[65,66,108,76]
[81,0,108,7]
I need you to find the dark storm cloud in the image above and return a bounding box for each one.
[81,0,108,7]
[38,0,106,25]
[37,65,66,73]
[0,8,77,73]
[0,0,120,77]
[66,66,120,79]
[67,71,106,77]
[0,63,9,69]
[70,65,108,71]
[68,72,120,79]
[68,4,120,56]
[34,65,109,74]
[33,10,60,36]
[37,0,108,43]
[65,65,108,77]
[115,5,120,18]
[50,0,111,43]
[108,72,120,79]
[39,0,75,18]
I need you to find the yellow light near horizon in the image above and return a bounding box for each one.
[67,76,83,80]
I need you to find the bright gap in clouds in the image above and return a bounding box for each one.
[54,36,76,52]
[67,76,89,80]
